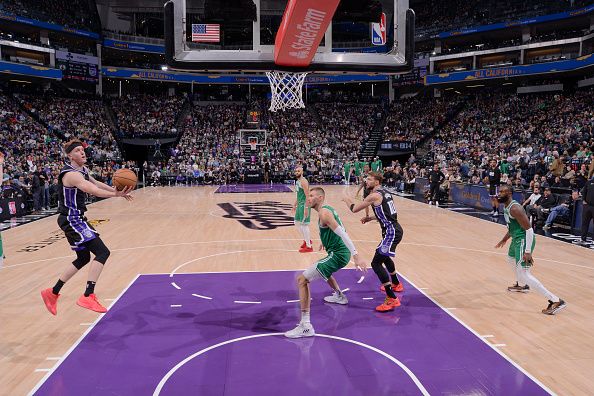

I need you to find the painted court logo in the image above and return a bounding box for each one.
[18,219,110,252]
[218,201,295,230]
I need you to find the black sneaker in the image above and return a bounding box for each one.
[507,283,530,293]
[542,299,567,315]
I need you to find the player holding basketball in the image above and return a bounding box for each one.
[293,166,312,253]
[343,172,404,312]
[285,187,367,338]
[495,185,566,315]
[40,139,133,315]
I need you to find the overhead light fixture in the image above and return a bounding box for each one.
[467,84,485,88]
[10,79,31,84]
[502,82,513,85]
[454,90,461,94]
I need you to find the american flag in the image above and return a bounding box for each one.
[192,24,220,42]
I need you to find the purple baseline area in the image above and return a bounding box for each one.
[33,270,550,396]
[215,184,293,193]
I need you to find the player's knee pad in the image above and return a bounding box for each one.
[72,249,91,270]
[88,238,111,264]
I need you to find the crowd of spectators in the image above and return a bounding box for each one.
[148,103,245,186]
[426,89,594,194]
[149,98,382,184]
[383,96,462,144]
[0,0,101,32]
[19,94,121,162]
[413,0,590,39]
[3,85,593,229]
[111,94,187,138]
[1,90,132,213]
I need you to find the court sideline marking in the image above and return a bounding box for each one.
[27,274,141,396]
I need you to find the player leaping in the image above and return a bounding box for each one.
[40,139,133,315]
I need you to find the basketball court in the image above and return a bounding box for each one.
[2,186,594,395]
[1,0,593,394]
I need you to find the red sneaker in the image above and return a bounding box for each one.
[77,294,107,313]
[41,288,60,315]
[299,246,314,253]
[380,283,404,293]
[300,241,306,248]
[375,297,401,312]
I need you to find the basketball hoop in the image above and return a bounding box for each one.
[266,71,308,112]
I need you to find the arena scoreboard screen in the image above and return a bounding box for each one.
[247,110,260,125]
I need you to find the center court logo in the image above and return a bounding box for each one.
[218,201,295,230]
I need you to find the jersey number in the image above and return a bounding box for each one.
[387,200,396,215]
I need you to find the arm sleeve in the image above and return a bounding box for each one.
[333,226,358,256]
[524,228,534,252]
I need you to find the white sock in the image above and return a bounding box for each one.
[518,267,559,302]
[507,257,522,285]
[301,311,310,324]
[295,222,305,241]
[302,225,311,247]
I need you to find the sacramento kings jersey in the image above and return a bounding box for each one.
[487,167,501,185]
[58,164,90,216]
[372,187,398,231]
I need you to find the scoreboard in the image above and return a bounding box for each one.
[56,50,99,82]
[247,110,260,125]
[379,141,415,152]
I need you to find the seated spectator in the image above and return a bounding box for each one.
[522,186,542,220]
[533,187,558,226]
[543,190,580,230]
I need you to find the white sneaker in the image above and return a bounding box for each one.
[435,201,439,207]
[284,323,315,338]
[324,291,348,305]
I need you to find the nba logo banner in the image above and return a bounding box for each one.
[371,13,386,45]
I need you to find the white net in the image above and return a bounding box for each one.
[266,71,308,112]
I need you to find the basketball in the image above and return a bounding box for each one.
[113,168,137,191]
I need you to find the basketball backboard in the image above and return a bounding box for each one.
[164,0,414,74]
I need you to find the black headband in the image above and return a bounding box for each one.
[65,142,83,154]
